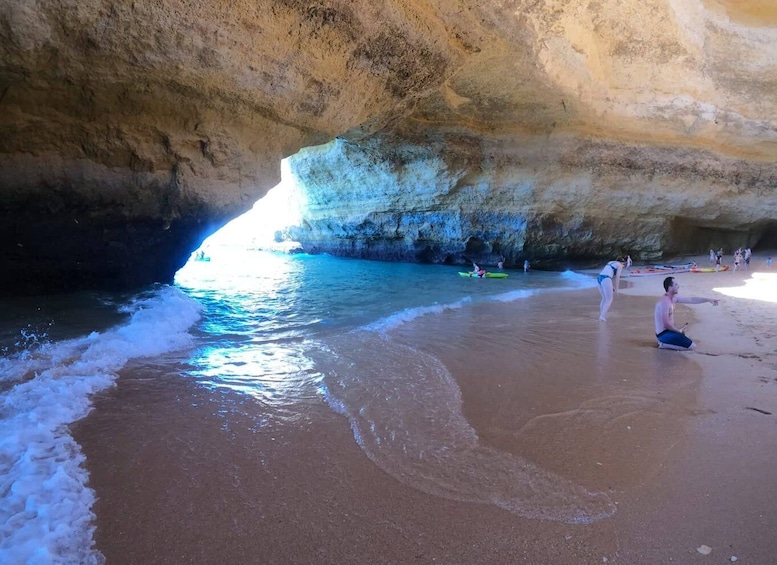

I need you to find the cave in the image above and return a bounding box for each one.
[667,217,765,256]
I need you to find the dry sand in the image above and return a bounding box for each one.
[73,254,777,564]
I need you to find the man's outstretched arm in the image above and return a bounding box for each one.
[676,296,719,306]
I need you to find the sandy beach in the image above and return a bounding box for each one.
[72,254,777,564]
[610,254,777,564]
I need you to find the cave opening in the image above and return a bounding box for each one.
[184,158,305,265]
[464,237,489,257]
[754,221,777,250]
[667,218,766,256]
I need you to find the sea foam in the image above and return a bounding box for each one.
[360,297,472,334]
[560,269,598,288]
[0,286,201,565]
[360,273,596,333]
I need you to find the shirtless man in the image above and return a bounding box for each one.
[655,276,719,350]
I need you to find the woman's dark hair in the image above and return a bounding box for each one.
[663,276,674,292]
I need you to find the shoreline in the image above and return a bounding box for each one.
[73,254,777,564]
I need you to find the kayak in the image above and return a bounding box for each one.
[628,268,684,277]
[653,262,696,269]
[690,265,730,273]
[628,262,695,277]
[458,271,509,278]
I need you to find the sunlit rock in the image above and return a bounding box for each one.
[288,131,777,268]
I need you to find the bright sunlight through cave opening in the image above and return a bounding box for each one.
[189,158,305,262]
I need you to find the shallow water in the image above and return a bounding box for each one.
[1,248,658,563]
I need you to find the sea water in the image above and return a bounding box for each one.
[0,249,604,563]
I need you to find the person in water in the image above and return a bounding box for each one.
[654,276,719,350]
[497,256,505,270]
[596,257,625,321]
[472,262,486,277]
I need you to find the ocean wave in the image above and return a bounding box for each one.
[0,286,201,565]
[363,273,596,332]
[560,269,598,288]
[360,297,473,334]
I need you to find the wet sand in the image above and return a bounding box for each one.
[73,255,777,564]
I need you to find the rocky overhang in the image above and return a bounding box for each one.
[1,0,776,294]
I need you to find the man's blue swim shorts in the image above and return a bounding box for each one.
[656,329,693,349]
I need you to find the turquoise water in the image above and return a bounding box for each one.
[0,250,604,563]
[174,250,596,413]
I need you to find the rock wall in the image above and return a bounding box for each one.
[288,0,777,268]
[1,0,776,292]
[288,132,777,268]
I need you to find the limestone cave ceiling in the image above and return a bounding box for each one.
[1,0,776,294]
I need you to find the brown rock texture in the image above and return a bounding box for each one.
[1,0,776,292]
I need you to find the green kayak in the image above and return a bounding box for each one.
[458,271,509,278]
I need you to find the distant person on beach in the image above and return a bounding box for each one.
[715,253,721,272]
[709,249,715,264]
[655,276,719,351]
[596,257,625,321]
[744,247,752,269]
[523,259,530,272]
[626,255,633,269]
[733,249,742,271]
[767,257,773,269]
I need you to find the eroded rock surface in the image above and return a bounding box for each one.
[1,0,776,292]
[288,130,777,268]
